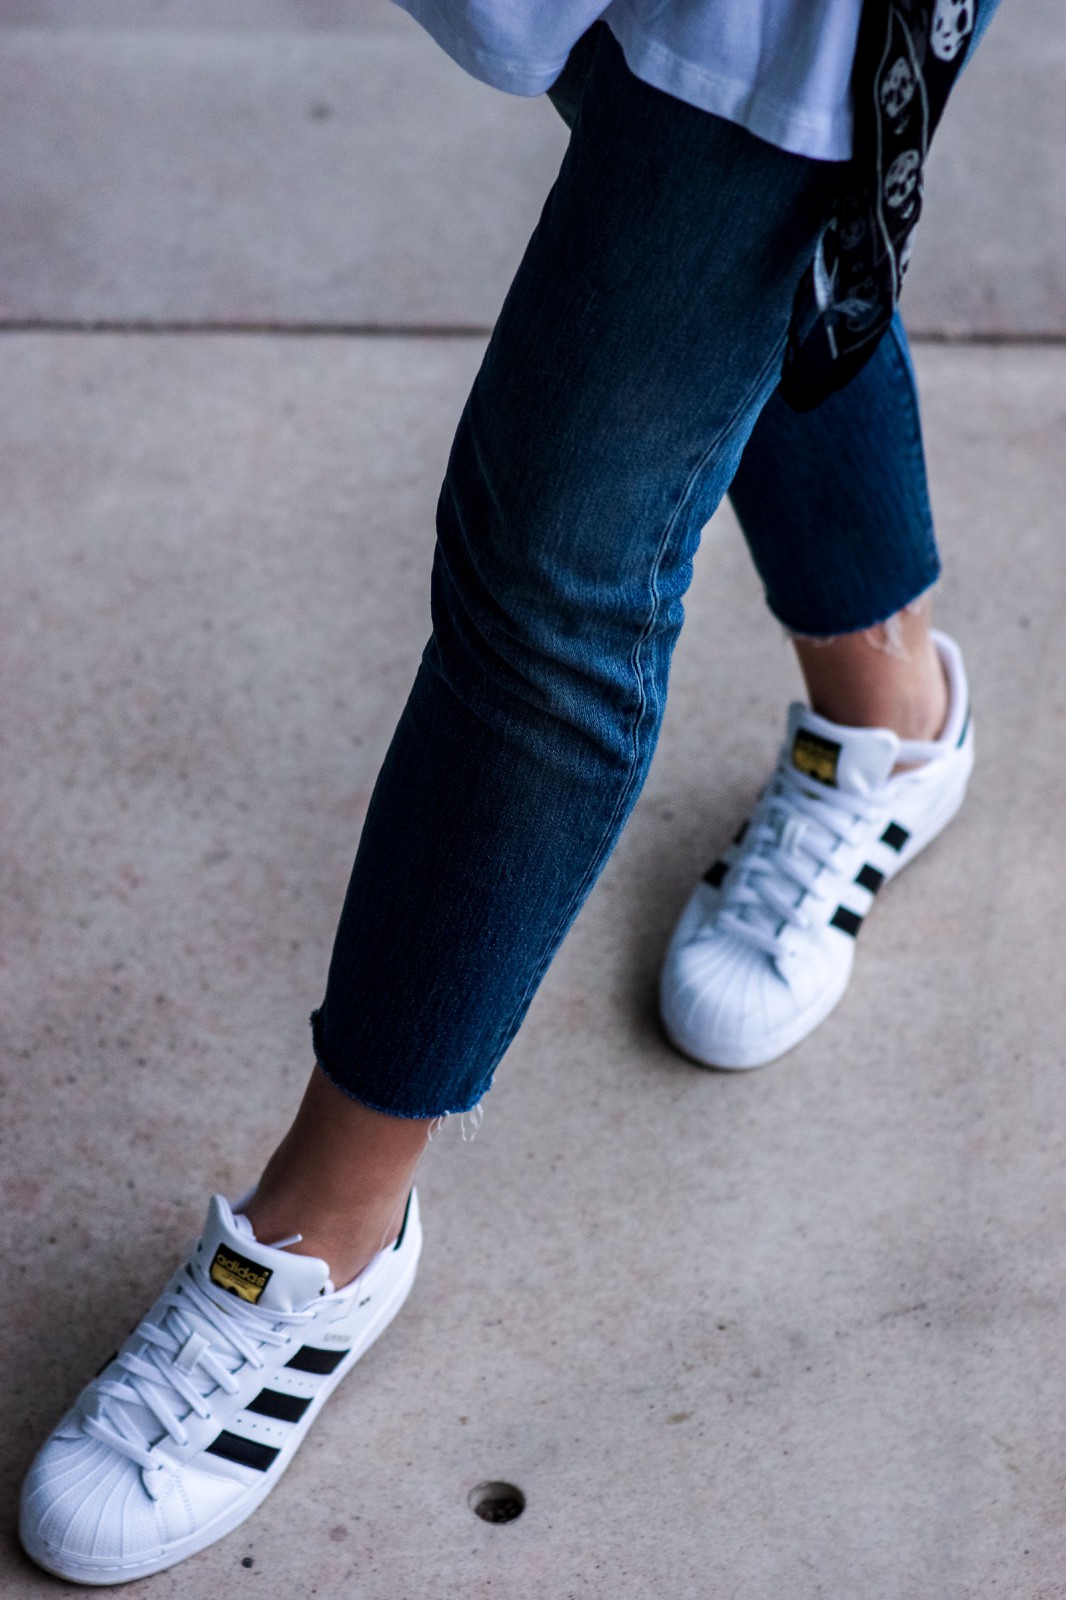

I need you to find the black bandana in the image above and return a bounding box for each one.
[780,0,981,412]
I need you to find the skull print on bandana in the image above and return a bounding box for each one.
[931,0,977,60]
[781,0,980,412]
[880,54,917,125]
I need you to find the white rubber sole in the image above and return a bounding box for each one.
[20,1211,422,1587]
[664,960,854,1071]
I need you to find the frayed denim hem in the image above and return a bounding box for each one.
[309,1008,488,1129]
[773,578,939,659]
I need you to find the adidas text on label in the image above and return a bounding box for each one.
[19,1190,421,1585]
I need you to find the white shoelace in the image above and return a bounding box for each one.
[715,755,882,959]
[83,1269,318,1471]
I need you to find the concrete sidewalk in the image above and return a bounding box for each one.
[1,0,1063,333]
[2,6,1064,1597]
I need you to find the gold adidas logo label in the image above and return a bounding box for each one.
[792,728,841,787]
[210,1245,272,1305]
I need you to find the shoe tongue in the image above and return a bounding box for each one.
[786,703,899,797]
[196,1195,331,1313]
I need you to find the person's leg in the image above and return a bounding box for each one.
[726,0,1005,730]
[727,0,1005,731]
[729,311,948,739]
[242,36,840,1273]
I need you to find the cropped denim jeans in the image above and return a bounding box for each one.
[310,21,980,1118]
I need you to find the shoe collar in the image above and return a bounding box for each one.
[194,1195,331,1314]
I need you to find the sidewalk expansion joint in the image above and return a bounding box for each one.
[0,318,494,338]
[905,330,1066,346]
[1,319,1064,347]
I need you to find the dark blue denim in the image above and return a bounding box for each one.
[311,25,950,1116]
[731,316,937,635]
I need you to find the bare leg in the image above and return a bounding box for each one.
[791,597,948,749]
[244,1066,432,1287]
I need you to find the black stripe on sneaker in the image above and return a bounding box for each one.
[205,1430,281,1472]
[245,1388,312,1423]
[285,1345,349,1375]
[394,1189,413,1250]
[830,906,863,937]
[855,864,885,894]
[880,822,910,852]
[733,821,749,845]
[703,859,728,888]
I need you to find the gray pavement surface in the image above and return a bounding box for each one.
[1,0,1064,333]
[0,10,566,329]
[4,336,1065,1598]
[2,4,1065,1598]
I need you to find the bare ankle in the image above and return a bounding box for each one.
[791,608,949,745]
[243,1186,408,1287]
[912,643,949,742]
[243,1065,432,1287]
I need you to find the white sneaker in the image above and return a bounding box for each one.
[20,1190,421,1585]
[660,630,973,1069]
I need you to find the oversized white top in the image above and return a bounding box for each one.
[393,0,864,161]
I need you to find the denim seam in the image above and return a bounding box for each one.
[472,333,790,1096]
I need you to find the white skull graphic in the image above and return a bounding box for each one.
[884,149,920,213]
[931,0,975,62]
[880,56,916,123]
